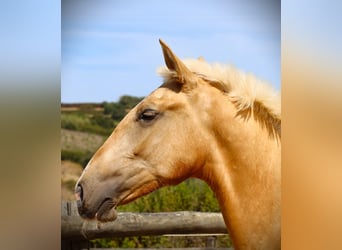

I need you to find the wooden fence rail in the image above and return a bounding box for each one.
[62,201,233,250]
[62,201,228,240]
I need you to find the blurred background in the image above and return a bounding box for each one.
[61,1,279,247]
[1,0,341,249]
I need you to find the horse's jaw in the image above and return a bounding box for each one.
[117,179,161,206]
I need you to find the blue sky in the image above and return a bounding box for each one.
[62,0,280,103]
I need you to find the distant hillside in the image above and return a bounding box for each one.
[61,129,106,152]
[61,103,104,112]
[60,96,143,170]
[61,103,109,201]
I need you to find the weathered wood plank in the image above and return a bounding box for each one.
[62,201,228,240]
[88,248,234,250]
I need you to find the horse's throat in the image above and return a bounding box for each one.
[202,132,281,249]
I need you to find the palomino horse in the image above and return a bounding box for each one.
[75,40,281,250]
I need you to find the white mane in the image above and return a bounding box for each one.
[158,58,281,119]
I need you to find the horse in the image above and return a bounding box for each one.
[75,39,281,250]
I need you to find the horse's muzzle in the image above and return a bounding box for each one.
[75,183,91,218]
[74,181,118,221]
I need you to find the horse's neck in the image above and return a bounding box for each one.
[201,100,281,249]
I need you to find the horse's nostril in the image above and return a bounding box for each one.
[75,184,83,203]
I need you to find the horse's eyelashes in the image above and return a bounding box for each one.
[138,109,159,122]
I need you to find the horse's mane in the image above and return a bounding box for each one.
[158,58,281,138]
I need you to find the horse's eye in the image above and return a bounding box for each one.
[139,109,159,122]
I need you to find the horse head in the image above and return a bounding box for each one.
[75,40,218,222]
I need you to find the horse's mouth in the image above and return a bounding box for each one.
[94,198,118,222]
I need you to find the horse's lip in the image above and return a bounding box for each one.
[94,197,118,221]
[96,198,115,214]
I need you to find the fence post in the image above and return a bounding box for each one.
[62,201,90,250]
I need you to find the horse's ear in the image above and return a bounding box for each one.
[159,39,196,90]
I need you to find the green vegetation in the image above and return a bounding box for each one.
[103,95,144,120]
[91,234,231,248]
[61,95,143,136]
[61,95,143,167]
[61,149,93,167]
[61,95,231,248]
[61,112,114,136]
